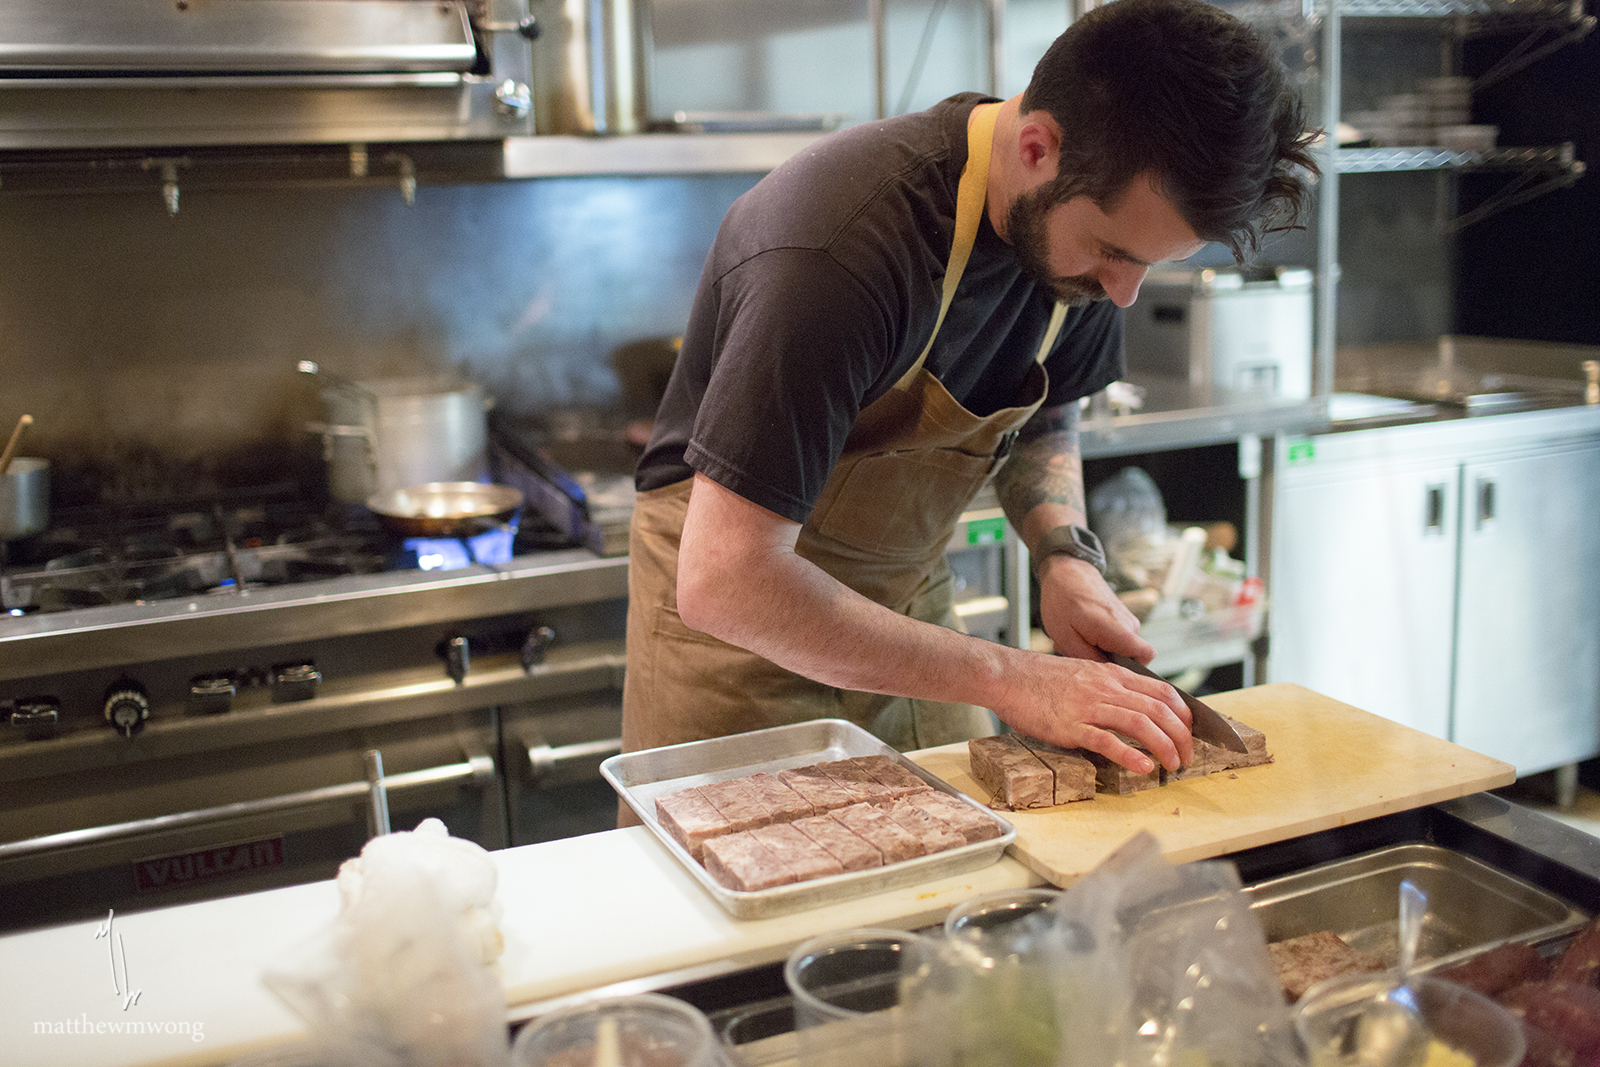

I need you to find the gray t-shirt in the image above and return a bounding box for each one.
[636,93,1124,524]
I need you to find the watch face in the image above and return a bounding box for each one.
[1069,525,1102,555]
[1034,524,1107,577]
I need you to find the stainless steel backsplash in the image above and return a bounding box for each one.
[0,173,757,504]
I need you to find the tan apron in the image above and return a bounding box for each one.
[622,103,1068,756]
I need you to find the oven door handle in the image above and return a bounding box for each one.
[525,733,623,786]
[0,754,497,861]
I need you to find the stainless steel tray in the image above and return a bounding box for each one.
[600,719,1016,920]
[1244,842,1589,970]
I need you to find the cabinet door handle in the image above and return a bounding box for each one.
[1424,483,1447,535]
[1475,477,1497,531]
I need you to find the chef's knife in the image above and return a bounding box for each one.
[1106,651,1250,753]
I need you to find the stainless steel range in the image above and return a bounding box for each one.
[0,489,629,933]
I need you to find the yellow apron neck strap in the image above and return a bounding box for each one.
[895,102,1067,392]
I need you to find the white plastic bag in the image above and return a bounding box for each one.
[263,819,510,1067]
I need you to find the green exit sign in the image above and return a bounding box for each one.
[966,516,1007,544]
[1287,438,1317,465]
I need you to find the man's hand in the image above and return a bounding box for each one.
[992,650,1193,772]
[1035,552,1154,663]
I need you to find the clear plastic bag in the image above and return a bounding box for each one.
[1040,831,1299,1067]
[1087,467,1168,567]
[262,819,510,1067]
[902,833,1297,1067]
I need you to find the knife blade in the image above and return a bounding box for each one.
[1106,651,1249,753]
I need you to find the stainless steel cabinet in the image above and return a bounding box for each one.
[1269,432,1460,738]
[1454,439,1600,771]
[1268,411,1600,775]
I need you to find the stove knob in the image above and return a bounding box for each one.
[103,680,151,738]
[8,696,60,741]
[444,635,470,685]
[189,673,237,715]
[521,625,556,671]
[270,662,321,704]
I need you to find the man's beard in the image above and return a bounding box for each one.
[1006,187,1108,306]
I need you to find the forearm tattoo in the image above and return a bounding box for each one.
[994,403,1085,524]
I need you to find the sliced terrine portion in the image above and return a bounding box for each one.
[697,777,773,833]
[1219,716,1273,769]
[829,801,925,863]
[653,786,731,859]
[1076,739,1163,796]
[744,771,816,821]
[967,734,1054,810]
[750,823,847,882]
[1168,717,1273,780]
[905,789,1005,844]
[778,766,859,812]
[701,831,796,892]
[790,812,885,872]
[852,754,934,799]
[815,759,898,803]
[880,797,966,853]
[1014,735,1096,805]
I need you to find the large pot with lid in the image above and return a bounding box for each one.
[304,367,491,505]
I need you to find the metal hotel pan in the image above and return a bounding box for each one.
[1245,842,1589,971]
[601,720,1016,920]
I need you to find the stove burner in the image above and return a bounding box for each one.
[0,496,571,614]
[0,499,391,614]
[397,520,518,572]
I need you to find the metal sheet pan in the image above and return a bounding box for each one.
[600,719,1015,920]
[1245,842,1589,970]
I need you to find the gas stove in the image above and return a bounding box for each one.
[0,486,631,932]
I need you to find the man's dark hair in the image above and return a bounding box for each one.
[1020,0,1319,261]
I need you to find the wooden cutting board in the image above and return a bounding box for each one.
[909,682,1515,887]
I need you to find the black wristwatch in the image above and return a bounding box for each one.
[1032,524,1107,578]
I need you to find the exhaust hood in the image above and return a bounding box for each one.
[0,0,537,150]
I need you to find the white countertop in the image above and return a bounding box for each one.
[1,824,1041,1067]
